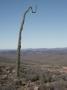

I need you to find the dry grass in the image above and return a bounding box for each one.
[0,63,67,90]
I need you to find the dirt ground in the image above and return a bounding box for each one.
[0,63,67,90]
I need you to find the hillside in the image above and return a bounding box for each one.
[0,48,67,65]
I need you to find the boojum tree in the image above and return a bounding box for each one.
[17,6,37,77]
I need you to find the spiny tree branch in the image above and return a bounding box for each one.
[17,6,37,77]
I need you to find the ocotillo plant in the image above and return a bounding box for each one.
[17,6,37,77]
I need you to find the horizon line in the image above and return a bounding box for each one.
[0,47,67,51]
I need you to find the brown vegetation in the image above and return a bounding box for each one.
[0,49,67,89]
[0,63,67,90]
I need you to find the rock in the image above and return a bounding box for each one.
[2,74,8,80]
[34,86,39,90]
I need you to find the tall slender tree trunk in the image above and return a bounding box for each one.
[17,6,37,78]
[17,31,21,77]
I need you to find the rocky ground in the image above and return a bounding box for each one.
[0,63,67,90]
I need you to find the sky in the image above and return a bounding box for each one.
[0,0,67,49]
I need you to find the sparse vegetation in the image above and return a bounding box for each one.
[0,49,67,89]
[0,63,67,90]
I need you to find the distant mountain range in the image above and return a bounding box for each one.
[0,48,67,56]
[0,48,67,65]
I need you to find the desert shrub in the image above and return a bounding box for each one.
[58,74,67,81]
[26,74,39,82]
[0,85,16,90]
[41,71,53,83]
[38,83,54,90]
[30,74,39,82]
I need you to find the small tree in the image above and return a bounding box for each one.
[17,6,36,78]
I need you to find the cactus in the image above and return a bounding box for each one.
[17,6,36,78]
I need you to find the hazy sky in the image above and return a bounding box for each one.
[0,0,67,49]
